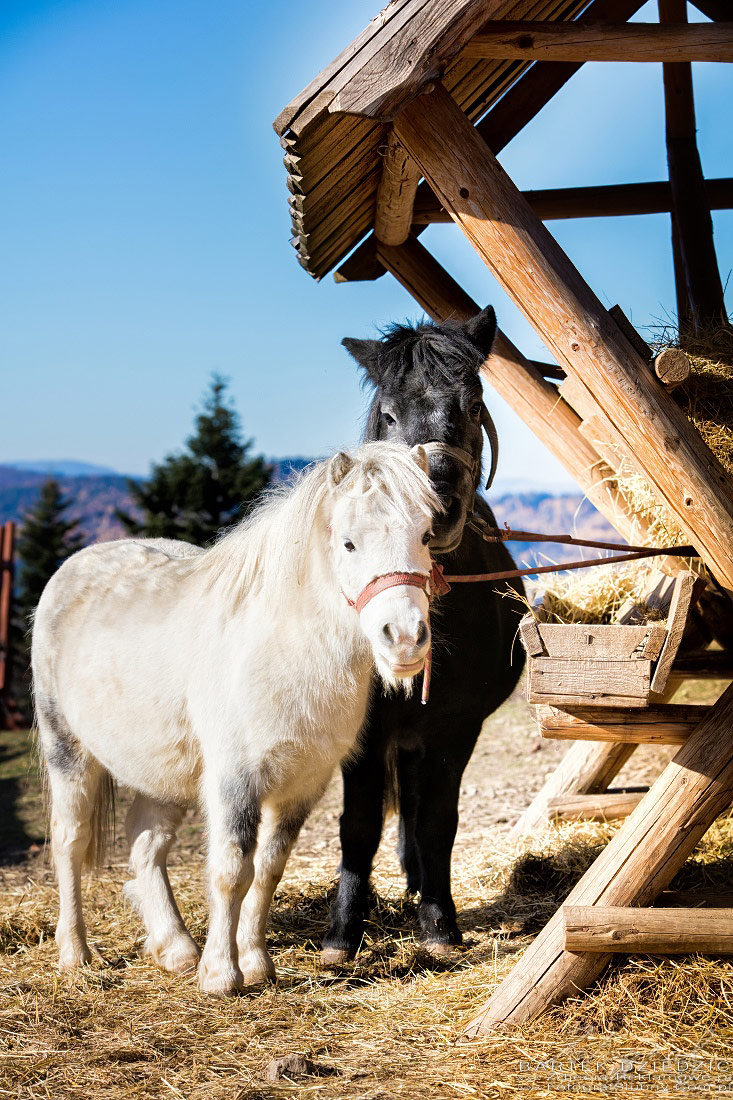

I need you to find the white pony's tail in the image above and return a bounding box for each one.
[85,771,116,870]
[383,743,400,818]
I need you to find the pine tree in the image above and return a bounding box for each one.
[16,479,84,627]
[118,375,271,545]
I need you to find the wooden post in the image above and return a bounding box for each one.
[374,130,421,246]
[548,791,645,821]
[465,683,733,1033]
[660,0,729,335]
[393,82,733,591]
[0,521,21,732]
[563,906,733,954]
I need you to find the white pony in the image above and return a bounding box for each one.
[32,442,440,995]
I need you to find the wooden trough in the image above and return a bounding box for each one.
[520,570,702,707]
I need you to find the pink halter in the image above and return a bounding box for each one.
[344,563,451,703]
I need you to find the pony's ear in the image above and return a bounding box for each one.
[462,305,497,360]
[342,337,382,383]
[410,444,429,476]
[327,451,354,489]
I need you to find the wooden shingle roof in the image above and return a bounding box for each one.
[273,0,597,280]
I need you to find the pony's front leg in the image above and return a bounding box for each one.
[199,772,260,996]
[236,800,312,985]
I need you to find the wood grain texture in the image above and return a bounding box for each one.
[536,702,710,744]
[465,683,733,1032]
[654,347,691,388]
[510,739,636,837]
[529,622,667,661]
[393,82,733,591]
[411,177,733,224]
[563,906,733,953]
[650,574,705,694]
[374,130,421,245]
[461,21,733,62]
[548,791,645,821]
[528,657,652,704]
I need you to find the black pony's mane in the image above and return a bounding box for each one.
[370,319,486,390]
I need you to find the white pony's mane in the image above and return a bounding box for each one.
[196,441,440,607]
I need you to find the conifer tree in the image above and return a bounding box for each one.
[117,375,271,545]
[16,479,84,627]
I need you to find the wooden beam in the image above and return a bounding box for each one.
[536,702,710,744]
[461,21,733,63]
[510,740,636,837]
[548,791,645,821]
[412,176,733,224]
[661,0,729,334]
[563,906,733,954]
[393,82,733,591]
[465,683,733,1032]
[374,130,421,246]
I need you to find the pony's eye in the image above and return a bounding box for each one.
[343,539,356,553]
[470,402,482,417]
[382,411,396,426]
[422,530,433,545]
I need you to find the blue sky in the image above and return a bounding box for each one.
[1,0,730,489]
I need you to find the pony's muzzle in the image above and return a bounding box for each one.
[379,614,430,677]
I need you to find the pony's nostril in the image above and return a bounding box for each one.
[416,620,429,648]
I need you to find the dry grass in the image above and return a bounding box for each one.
[526,561,672,626]
[2,692,732,1100]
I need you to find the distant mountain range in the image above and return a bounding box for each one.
[0,459,617,562]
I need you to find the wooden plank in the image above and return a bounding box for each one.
[661,0,729,333]
[461,21,733,63]
[519,612,545,658]
[411,177,733,224]
[535,702,710,744]
[529,658,652,704]
[510,740,636,837]
[533,622,667,661]
[650,574,705,694]
[563,906,733,954]
[374,130,421,245]
[548,791,645,821]
[608,303,651,359]
[466,683,733,1032]
[393,82,733,592]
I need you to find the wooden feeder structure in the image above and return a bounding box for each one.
[274,0,733,1034]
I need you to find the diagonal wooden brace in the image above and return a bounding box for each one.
[392,82,733,592]
[464,683,733,1033]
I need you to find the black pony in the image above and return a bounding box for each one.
[322,305,526,962]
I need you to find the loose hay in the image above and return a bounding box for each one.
[2,700,731,1100]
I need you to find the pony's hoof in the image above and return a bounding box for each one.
[321,947,353,967]
[198,957,243,996]
[57,941,93,970]
[423,940,457,958]
[238,948,276,986]
[150,936,201,975]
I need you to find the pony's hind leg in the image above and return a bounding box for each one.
[124,795,199,974]
[44,741,105,970]
[237,799,312,985]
